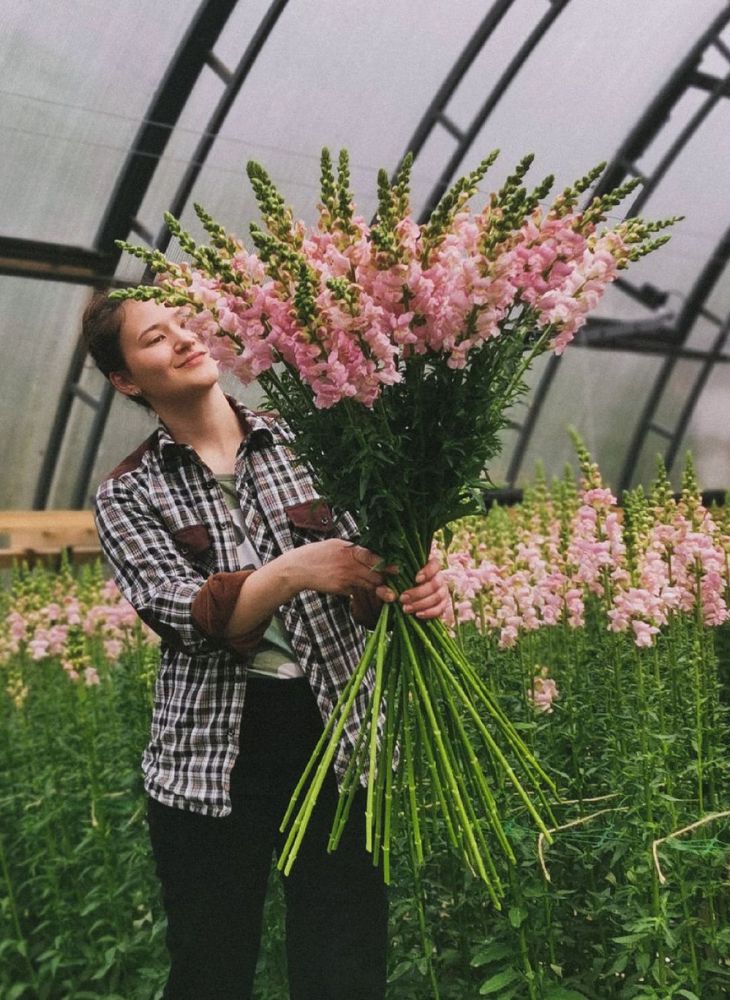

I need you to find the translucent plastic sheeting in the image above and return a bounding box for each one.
[0,277,90,507]
[164,0,492,241]
[506,348,665,492]
[0,0,200,244]
[3,0,730,508]
[683,360,730,490]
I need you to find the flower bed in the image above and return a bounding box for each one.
[1,448,729,998]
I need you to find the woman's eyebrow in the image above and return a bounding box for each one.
[138,308,186,340]
[138,322,162,341]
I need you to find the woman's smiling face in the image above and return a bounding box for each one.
[111,299,220,409]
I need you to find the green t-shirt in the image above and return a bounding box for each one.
[216,475,303,680]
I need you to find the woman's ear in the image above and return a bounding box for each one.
[109,370,141,398]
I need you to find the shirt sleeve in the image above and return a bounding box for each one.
[94,477,270,656]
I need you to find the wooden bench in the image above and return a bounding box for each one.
[0,511,102,568]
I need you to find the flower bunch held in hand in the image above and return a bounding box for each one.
[113,149,677,899]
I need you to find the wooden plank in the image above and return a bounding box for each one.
[0,511,98,552]
[0,511,101,567]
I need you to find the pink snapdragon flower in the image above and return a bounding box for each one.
[527,667,560,713]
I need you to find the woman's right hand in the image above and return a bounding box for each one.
[224,540,395,643]
[281,539,392,598]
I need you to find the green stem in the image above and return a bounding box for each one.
[396,614,492,886]
[278,615,384,875]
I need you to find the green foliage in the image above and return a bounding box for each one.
[421,149,500,262]
[2,523,729,999]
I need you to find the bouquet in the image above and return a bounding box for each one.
[114,149,676,903]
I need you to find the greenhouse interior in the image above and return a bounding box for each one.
[2,1,730,997]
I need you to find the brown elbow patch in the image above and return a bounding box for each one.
[191,570,270,654]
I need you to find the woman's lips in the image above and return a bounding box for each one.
[178,351,208,368]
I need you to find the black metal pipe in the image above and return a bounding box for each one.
[155,0,291,252]
[394,0,516,179]
[418,0,571,223]
[665,308,730,472]
[619,223,730,490]
[35,0,238,509]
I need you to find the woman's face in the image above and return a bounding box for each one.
[112,300,220,410]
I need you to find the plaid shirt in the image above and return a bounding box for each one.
[94,399,371,816]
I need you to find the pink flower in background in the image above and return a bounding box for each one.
[632,620,660,648]
[103,639,124,661]
[83,667,101,687]
[528,668,559,713]
[433,455,730,652]
[62,661,80,682]
[28,634,50,660]
[7,611,28,645]
[0,570,155,689]
[101,579,121,601]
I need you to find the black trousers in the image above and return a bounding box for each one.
[146,675,389,1000]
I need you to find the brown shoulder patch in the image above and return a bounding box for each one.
[105,433,158,481]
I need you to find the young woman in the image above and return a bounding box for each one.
[83,293,449,1000]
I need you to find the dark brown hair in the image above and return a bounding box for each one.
[81,289,152,409]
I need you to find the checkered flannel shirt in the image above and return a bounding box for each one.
[94,398,372,816]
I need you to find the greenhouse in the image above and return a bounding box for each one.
[1,1,729,997]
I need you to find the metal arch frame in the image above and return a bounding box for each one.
[415,0,572,223]
[395,0,518,174]
[32,0,291,508]
[620,225,730,490]
[14,0,730,505]
[505,5,730,490]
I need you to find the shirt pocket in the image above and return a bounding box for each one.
[284,499,360,545]
[166,516,218,573]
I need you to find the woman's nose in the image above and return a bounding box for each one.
[173,327,198,349]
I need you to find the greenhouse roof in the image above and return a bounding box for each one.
[2,0,730,508]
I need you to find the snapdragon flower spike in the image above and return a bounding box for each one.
[113,148,676,410]
[438,450,730,651]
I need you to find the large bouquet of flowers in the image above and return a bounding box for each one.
[114,149,676,902]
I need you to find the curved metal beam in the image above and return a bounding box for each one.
[154,0,291,251]
[508,4,730,490]
[65,1,293,509]
[35,1,300,507]
[417,0,572,222]
[393,0,517,176]
[95,0,238,256]
[67,0,293,509]
[664,303,730,473]
[592,6,730,201]
[619,224,730,489]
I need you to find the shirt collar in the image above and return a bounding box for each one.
[156,395,276,468]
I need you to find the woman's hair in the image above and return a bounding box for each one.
[81,289,152,409]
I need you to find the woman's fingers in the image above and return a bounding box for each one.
[349,544,387,588]
[400,558,449,619]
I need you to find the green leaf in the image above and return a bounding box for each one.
[479,968,522,994]
[470,941,514,967]
[606,952,629,975]
[508,905,527,928]
[635,951,651,975]
[543,989,590,1000]
[6,986,32,1000]
[387,960,413,982]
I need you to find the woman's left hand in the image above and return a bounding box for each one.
[377,557,449,620]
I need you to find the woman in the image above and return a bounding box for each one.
[83,293,448,1000]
